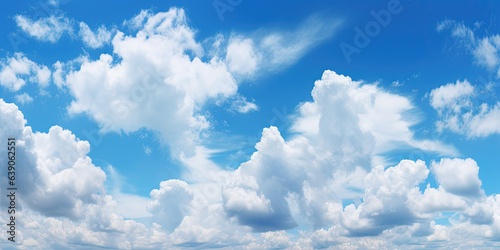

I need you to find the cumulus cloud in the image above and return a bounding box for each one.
[2,64,500,248]
[30,126,107,219]
[78,22,114,49]
[223,127,304,231]
[3,8,500,249]
[0,53,51,91]
[326,157,497,242]
[219,70,460,235]
[220,120,500,245]
[216,71,499,245]
[0,99,105,219]
[15,15,73,43]
[0,99,172,249]
[293,70,457,157]
[431,158,483,197]
[430,80,474,112]
[225,37,260,77]
[3,95,271,249]
[341,160,429,236]
[430,79,500,137]
[58,9,340,157]
[147,180,193,231]
[64,8,236,156]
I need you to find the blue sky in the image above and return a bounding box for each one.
[1,0,500,249]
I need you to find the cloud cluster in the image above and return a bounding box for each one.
[0,99,172,249]
[2,65,500,247]
[430,79,500,137]
[40,8,339,157]
[219,71,488,243]
[293,70,456,157]
[0,53,51,91]
[2,8,500,249]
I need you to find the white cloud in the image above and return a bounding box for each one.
[438,20,500,77]
[258,14,341,71]
[2,63,500,247]
[225,37,259,77]
[217,70,458,236]
[0,53,51,91]
[166,147,256,246]
[223,186,273,216]
[214,71,498,245]
[222,14,341,79]
[341,160,429,236]
[147,180,193,232]
[123,9,152,31]
[246,231,293,249]
[430,80,474,112]
[223,127,313,231]
[229,95,258,113]
[0,99,170,249]
[430,79,500,137]
[30,125,107,219]
[418,186,468,213]
[15,15,72,43]
[474,36,500,70]
[3,9,500,249]
[431,158,483,197]
[334,157,499,242]
[437,20,475,45]
[62,9,338,157]
[78,22,114,49]
[15,92,33,104]
[65,8,236,156]
[469,103,500,137]
[293,70,457,156]
[14,13,116,49]
[112,192,152,219]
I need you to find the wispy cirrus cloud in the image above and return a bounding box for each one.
[430,79,500,138]
[438,20,500,77]
[223,14,343,78]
